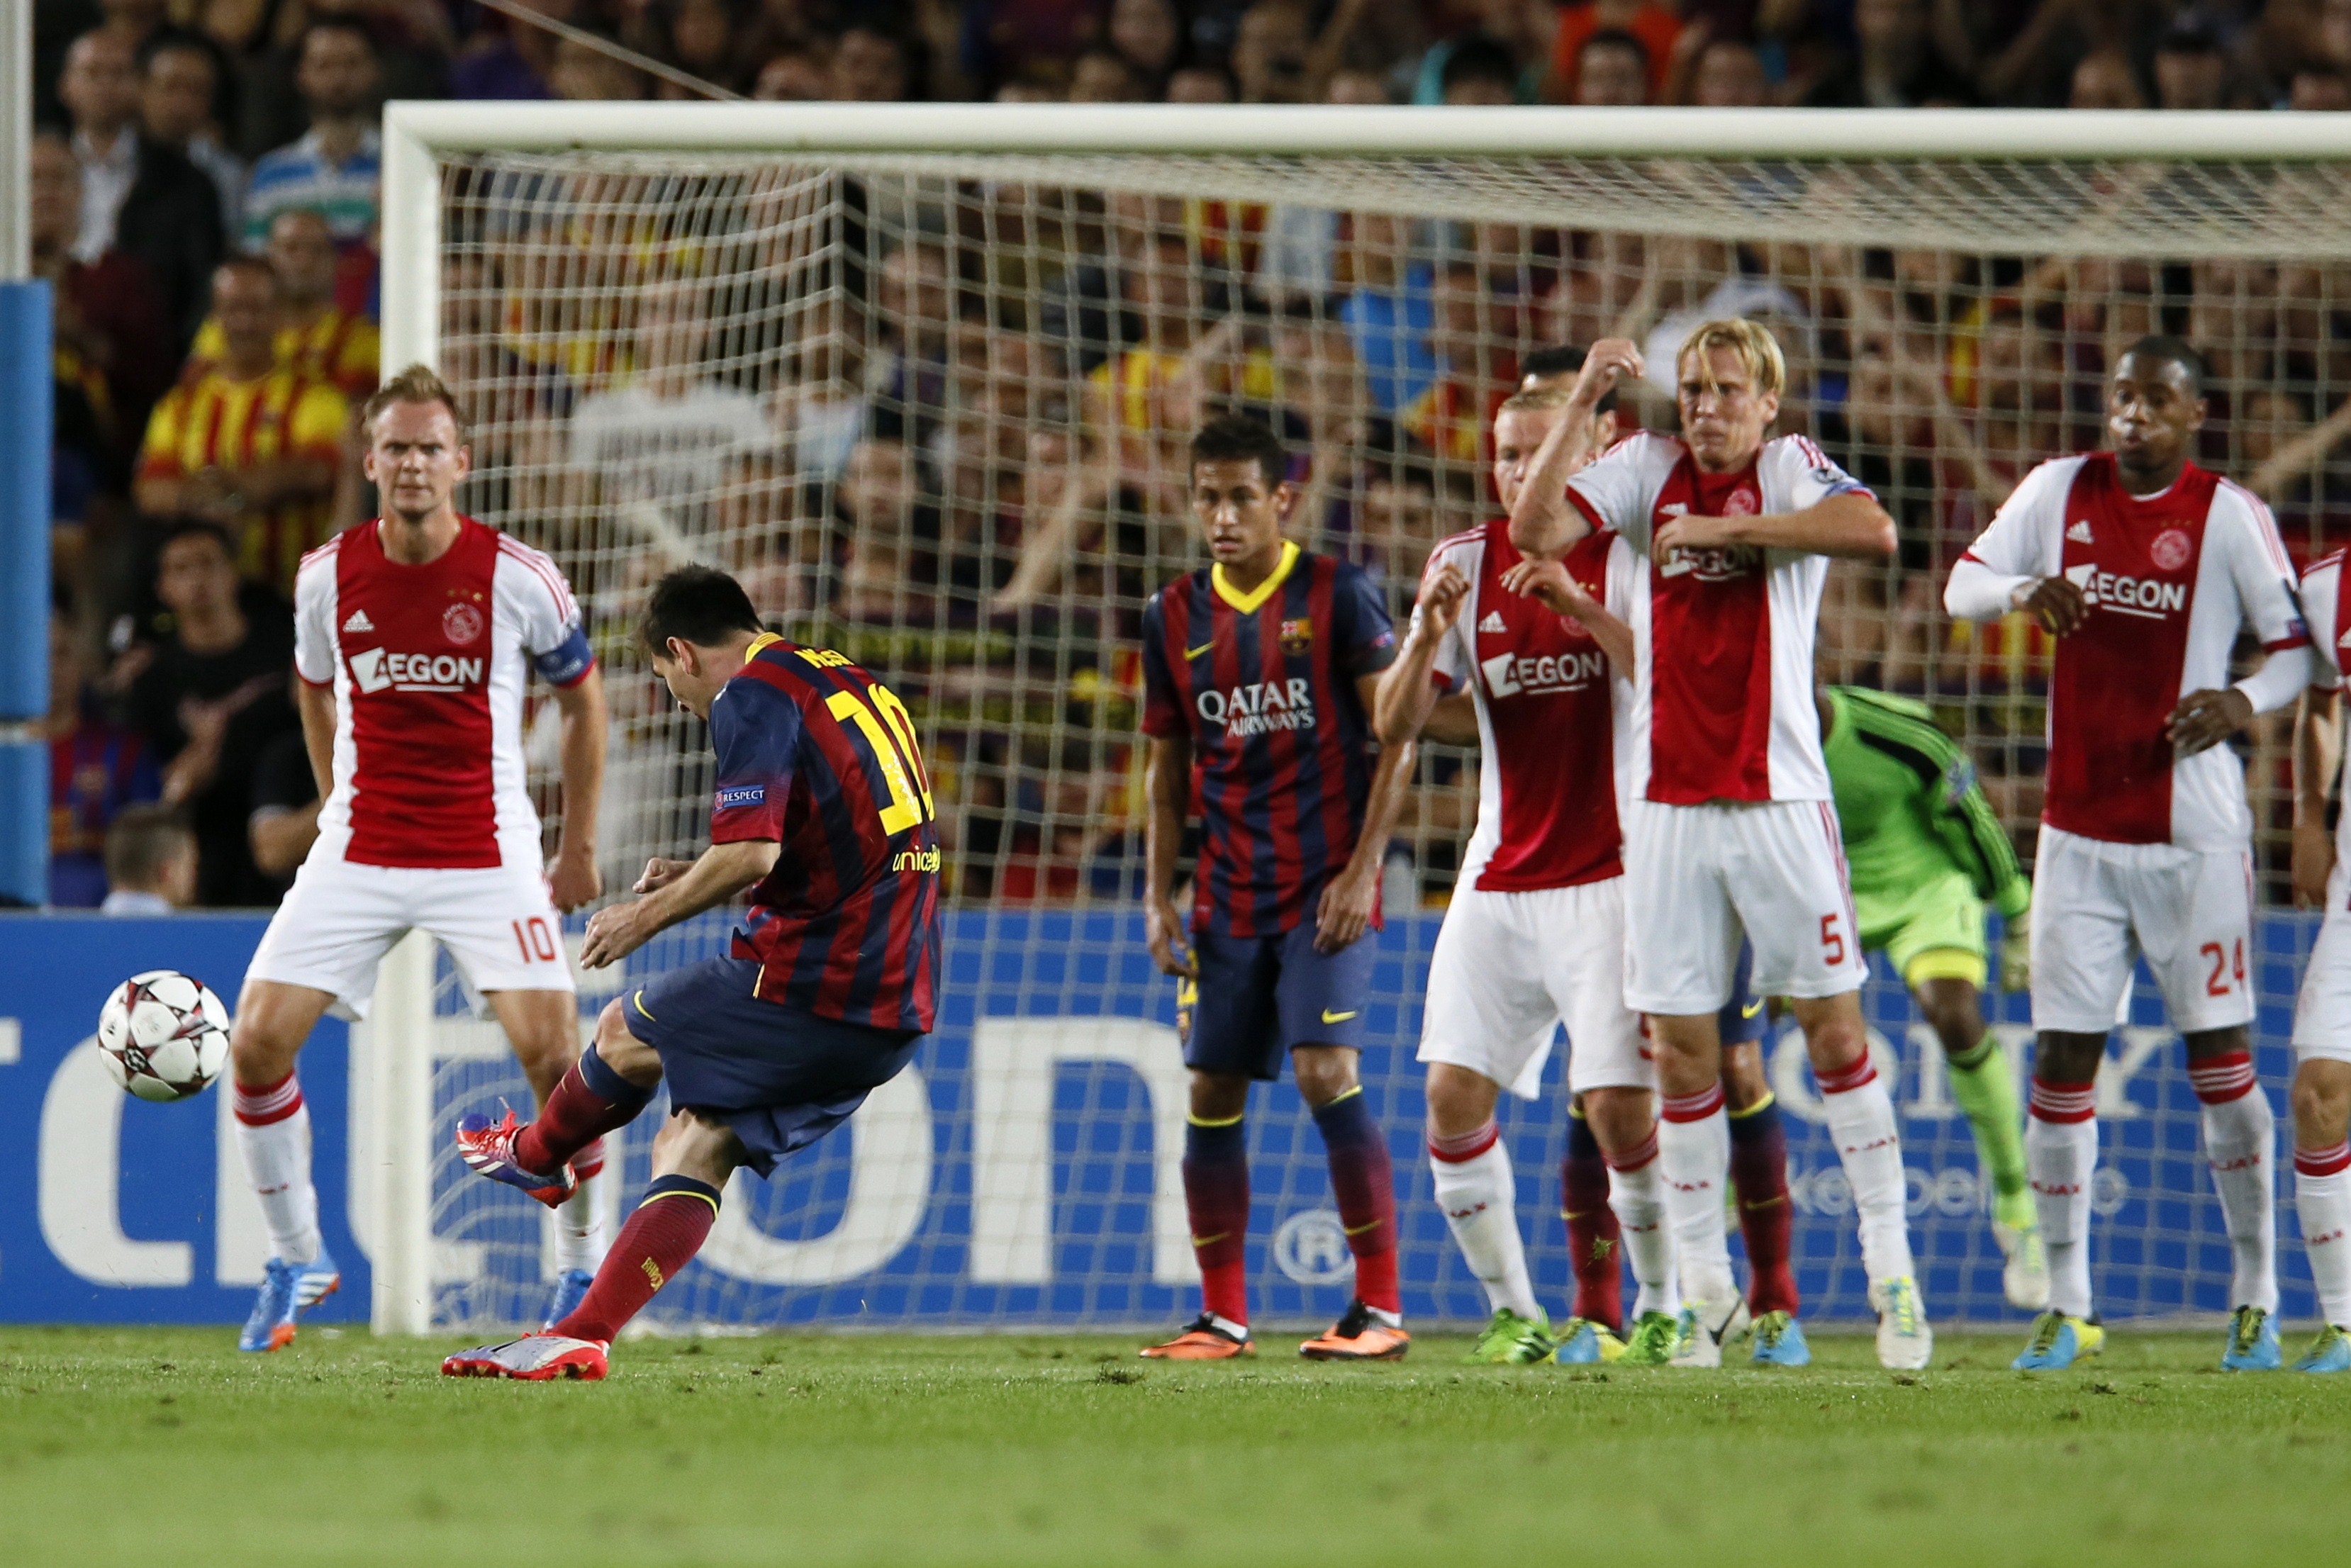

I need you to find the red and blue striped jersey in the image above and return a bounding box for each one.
[1141,543,1397,937]
[708,634,941,1031]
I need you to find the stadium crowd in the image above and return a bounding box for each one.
[33,0,2351,909]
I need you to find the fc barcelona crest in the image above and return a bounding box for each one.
[1279,618,1314,655]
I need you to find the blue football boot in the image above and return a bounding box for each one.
[543,1269,596,1332]
[1750,1310,1812,1367]
[2011,1311,2103,1370]
[1551,1317,1625,1365]
[2292,1324,2351,1373]
[2220,1305,2282,1371]
[239,1248,340,1353]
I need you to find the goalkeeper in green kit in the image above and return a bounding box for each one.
[1813,683,2045,1310]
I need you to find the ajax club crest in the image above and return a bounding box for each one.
[442,601,486,645]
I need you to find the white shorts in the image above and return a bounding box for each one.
[2030,824,2253,1036]
[1417,877,1652,1099]
[2293,864,2351,1064]
[1621,797,1867,1016]
[245,856,576,1020]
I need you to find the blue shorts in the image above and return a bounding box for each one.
[623,956,919,1179]
[1180,922,1375,1081]
[1719,939,1765,1048]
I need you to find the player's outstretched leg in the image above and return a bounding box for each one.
[1914,973,2044,1310]
[488,989,617,1332]
[2016,1037,2104,1370]
[457,1002,661,1205]
[1298,1055,1408,1362]
[444,1109,739,1380]
[2187,1033,2281,1370]
[228,980,342,1353]
[2291,1060,2351,1373]
[1795,994,1930,1370]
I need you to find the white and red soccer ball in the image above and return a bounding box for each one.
[97,970,230,1102]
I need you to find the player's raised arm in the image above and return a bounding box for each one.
[1654,435,1896,561]
[1507,337,1641,557]
[1373,561,1470,747]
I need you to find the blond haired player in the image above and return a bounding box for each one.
[1511,320,1933,1370]
[226,366,610,1352]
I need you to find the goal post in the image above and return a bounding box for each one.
[370,102,2351,1336]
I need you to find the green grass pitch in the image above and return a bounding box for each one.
[3,1326,2346,1567]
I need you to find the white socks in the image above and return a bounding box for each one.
[2189,1054,2278,1314]
[233,1073,322,1267]
[1816,1056,1916,1289]
[1657,1084,1735,1308]
[1429,1123,1541,1320]
[2296,1144,2351,1328]
[553,1166,608,1275]
[2028,1076,2098,1318]
[1604,1126,1678,1320]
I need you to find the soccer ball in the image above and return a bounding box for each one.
[97,970,232,1102]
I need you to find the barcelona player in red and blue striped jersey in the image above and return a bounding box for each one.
[1139,414,1419,1362]
[442,567,939,1380]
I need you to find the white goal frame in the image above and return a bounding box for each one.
[369,101,2351,1335]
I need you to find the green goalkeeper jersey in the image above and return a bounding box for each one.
[1820,686,2031,923]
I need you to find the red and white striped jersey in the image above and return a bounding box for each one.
[293,516,596,870]
[1415,519,1627,891]
[1565,431,1871,805]
[1953,454,2307,850]
[2291,549,2351,863]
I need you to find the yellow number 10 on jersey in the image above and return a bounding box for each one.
[825,683,936,838]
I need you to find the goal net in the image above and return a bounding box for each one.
[378,103,2351,1335]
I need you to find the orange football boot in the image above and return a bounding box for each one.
[1140,1314,1256,1359]
[1299,1300,1410,1361]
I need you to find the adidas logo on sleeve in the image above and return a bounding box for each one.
[1478,611,1507,634]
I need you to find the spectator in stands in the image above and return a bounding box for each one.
[756,47,832,98]
[1814,0,1977,107]
[56,29,224,354]
[449,0,564,99]
[2070,48,2150,109]
[1551,0,1679,103]
[245,21,382,250]
[834,435,940,625]
[1573,28,1652,106]
[1165,62,1236,101]
[140,35,243,243]
[1110,0,1182,93]
[639,0,748,98]
[551,29,649,99]
[1689,37,1771,106]
[1232,1,1314,102]
[570,276,773,534]
[123,522,300,907]
[1438,33,1521,106]
[135,259,348,595]
[99,805,197,914]
[2291,64,2351,109]
[2152,13,2233,110]
[189,209,380,399]
[1070,47,1148,100]
[247,727,321,883]
[48,606,161,908]
[27,129,172,468]
[832,25,913,100]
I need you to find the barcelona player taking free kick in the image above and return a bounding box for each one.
[442,567,941,1380]
[1139,413,1421,1362]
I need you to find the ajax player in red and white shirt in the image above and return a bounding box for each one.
[225,366,610,1352]
[1375,383,1689,1368]
[1948,337,2310,1372]
[2286,550,2351,1373]
[1513,320,1933,1370]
